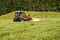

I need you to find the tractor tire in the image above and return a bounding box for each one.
[23,17,32,21]
[13,18,19,22]
[13,18,22,22]
[13,18,17,22]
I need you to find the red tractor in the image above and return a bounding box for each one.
[13,11,32,22]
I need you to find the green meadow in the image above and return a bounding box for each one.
[0,11,60,40]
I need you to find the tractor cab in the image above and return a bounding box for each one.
[13,11,32,22]
[15,11,25,18]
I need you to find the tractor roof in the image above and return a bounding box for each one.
[16,11,24,13]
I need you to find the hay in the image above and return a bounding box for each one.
[32,18,40,22]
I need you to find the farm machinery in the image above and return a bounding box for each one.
[13,11,32,22]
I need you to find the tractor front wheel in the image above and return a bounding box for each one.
[13,18,22,22]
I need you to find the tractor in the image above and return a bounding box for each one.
[13,11,32,22]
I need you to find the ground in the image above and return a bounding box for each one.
[0,11,60,40]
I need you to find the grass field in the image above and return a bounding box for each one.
[0,11,60,40]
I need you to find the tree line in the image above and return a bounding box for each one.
[0,0,60,15]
